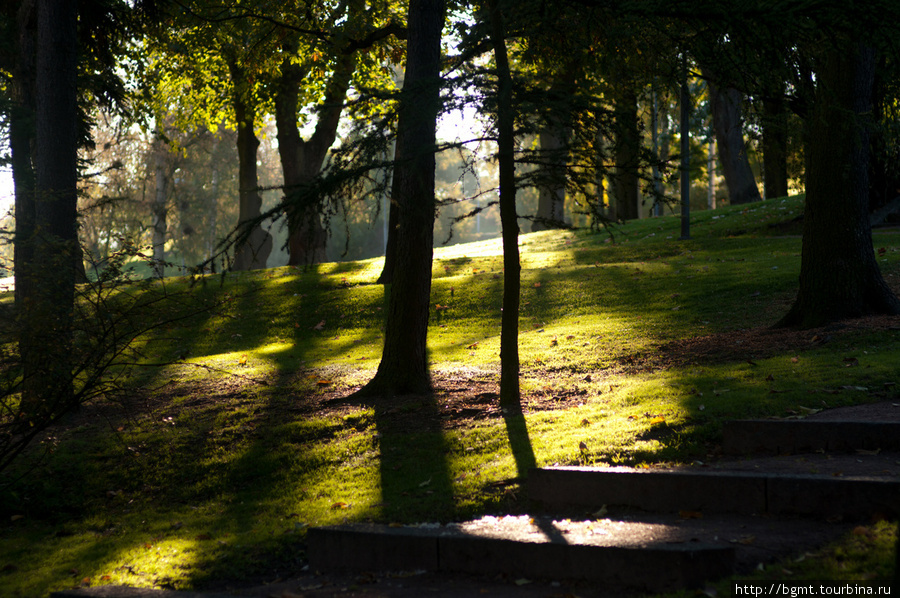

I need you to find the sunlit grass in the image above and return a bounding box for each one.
[2,194,899,595]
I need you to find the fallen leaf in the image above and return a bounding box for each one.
[578,441,588,452]
[313,320,325,331]
[593,505,608,517]
[10,514,24,522]
[650,415,666,425]
[419,478,432,487]
[580,418,591,426]
[791,356,799,363]
[316,380,333,387]
[238,355,248,366]
[100,575,112,581]
[514,578,532,586]
[330,501,349,510]
[765,374,775,381]
[466,342,478,350]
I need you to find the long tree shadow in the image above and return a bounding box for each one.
[502,406,568,544]
[372,390,456,524]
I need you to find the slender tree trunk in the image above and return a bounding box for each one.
[778,43,900,328]
[613,88,640,220]
[679,62,691,239]
[707,129,716,210]
[20,0,79,418]
[360,0,444,396]
[708,79,762,205]
[151,136,168,277]
[207,160,219,261]
[228,61,272,271]
[486,0,520,408]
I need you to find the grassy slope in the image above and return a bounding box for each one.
[1,195,899,595]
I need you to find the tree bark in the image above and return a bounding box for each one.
[275,45,354,266]
[762,95,789,200]
[151,135,169,277]
[10,0,37,312]
[360,0,444,397]
[708,79,762,205]
[486,0,520,408]
[612,87,640,221]
[20,0,79,418]
[778,43,900,329]
[228,60,272,271]
[532,124,567,231]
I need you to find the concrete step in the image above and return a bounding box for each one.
[723,420,900,454]
[528,465,900,519]
[307,518,734,593]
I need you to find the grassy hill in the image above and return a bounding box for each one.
[1,194,898,595]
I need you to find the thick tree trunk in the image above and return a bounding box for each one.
[20,0,79,418]
[275,47,354,267]
[612,88,640,221]
[532,124,567,231]
[708,80,762,205]
[11,0,36,312]
[762,95,789,200]
[361,0,444,396]
[228,61,272,271]
[487,0,520,408]
[778,43,900,329]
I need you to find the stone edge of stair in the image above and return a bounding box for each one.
[527,466,900,519]
[306,523,734,593]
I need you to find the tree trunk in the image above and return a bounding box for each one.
[708,79,762,205]
[10,0,36,313]
[778,43,900,329]
[532,124,567,231]
[275,45,354,267]
[762,95,789,200]
[151,136,168,277]
[487,0,520,408]
[360,0,444,396]
[228,61,272,271]
[20,0,79,419]
[377,166,402,284]
[612,88,640,221]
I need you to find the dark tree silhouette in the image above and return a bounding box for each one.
[359,0,445,396]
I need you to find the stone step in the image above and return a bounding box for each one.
[307,518,734,593]
[723,420,900,454]
[528,465,900,519]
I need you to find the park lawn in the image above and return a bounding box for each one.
[0,194,899,595]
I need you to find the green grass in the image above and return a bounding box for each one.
[1,194,899,595]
